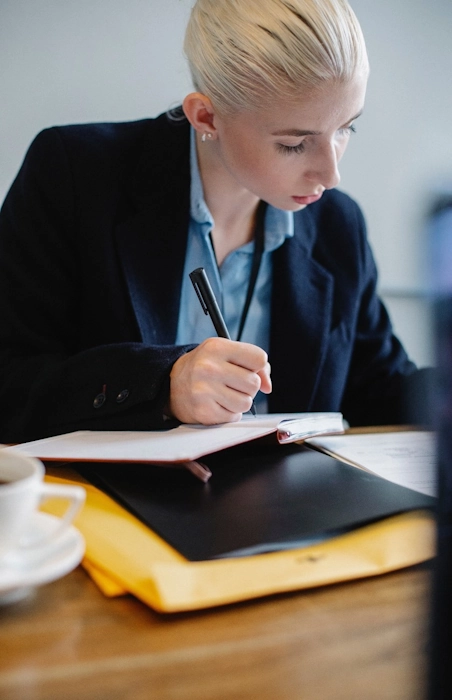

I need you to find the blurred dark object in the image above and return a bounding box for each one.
[428,194,452,700]
[402,366,436,428]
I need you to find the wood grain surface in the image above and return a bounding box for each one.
[0,563,431,700]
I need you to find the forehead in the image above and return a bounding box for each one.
[230,75,368,133]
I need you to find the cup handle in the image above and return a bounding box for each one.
[21,483,86,550]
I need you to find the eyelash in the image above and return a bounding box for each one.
[339,123,357,136]
[276,124,357,155]
[276,142,306,155]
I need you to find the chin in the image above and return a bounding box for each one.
[277,201,307,212]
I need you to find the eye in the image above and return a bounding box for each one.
[338,123,357,136]
[276,141,306,155]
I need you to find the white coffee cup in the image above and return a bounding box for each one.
[0,450,85,561]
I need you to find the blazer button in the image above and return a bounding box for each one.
[116,389,130,404]
[93,393,106,409]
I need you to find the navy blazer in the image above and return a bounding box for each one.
[0,112,421,442]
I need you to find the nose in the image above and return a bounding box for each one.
[304,143,341,190]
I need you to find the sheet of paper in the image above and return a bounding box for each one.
[307,431,437,497]
[6,413,341,463]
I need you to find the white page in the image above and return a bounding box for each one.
[307,431,437,497]
[6,413,342,463]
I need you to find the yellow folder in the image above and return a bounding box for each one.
[42,469,436,613]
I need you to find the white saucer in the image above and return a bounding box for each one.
[0,511,85,605]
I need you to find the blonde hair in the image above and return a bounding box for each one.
[184,0,368,113]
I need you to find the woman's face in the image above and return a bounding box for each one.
[210,73,367,211]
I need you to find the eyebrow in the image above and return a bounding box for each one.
[271,109,364,137]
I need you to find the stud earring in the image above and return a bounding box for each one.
[201,132,213,142]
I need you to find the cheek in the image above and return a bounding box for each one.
[267,156,304,183]
[222,136,255,170]
[229,143,270,182]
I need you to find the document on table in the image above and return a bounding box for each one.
[306,431,437,497]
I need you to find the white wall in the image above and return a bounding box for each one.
[1,0,451,366]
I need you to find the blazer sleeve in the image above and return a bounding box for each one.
[0,128,193,442]
[338,201,433,426]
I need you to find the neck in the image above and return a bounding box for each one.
[196,132,260,266]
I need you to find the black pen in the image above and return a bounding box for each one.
[189,267,257,416]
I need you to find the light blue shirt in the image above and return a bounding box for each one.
[176,127,294,410]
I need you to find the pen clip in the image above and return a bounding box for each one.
[189,267,231,339]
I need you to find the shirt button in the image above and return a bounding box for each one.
[93,393,106,409]
[116,389,130,404]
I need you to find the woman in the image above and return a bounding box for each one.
[0,0,425,442]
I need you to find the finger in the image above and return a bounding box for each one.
[224,340,268,373]
[193,401,243,425]
[258,362,272,394]
[216,382,257,415]
[222,361,260,393]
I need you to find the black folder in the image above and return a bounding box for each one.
[78,441,435,561]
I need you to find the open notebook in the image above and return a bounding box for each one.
[7,412,344,482]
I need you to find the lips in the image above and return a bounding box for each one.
[292,192,323,205]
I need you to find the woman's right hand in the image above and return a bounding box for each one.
[167,337,272,424]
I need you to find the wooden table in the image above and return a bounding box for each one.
[0,561,432,700]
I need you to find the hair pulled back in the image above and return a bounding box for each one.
[184,0,368,113]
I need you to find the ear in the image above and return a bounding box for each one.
[182,93,217,138]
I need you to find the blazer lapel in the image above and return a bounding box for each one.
[114,116,191,345]
[269,209,334,412]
